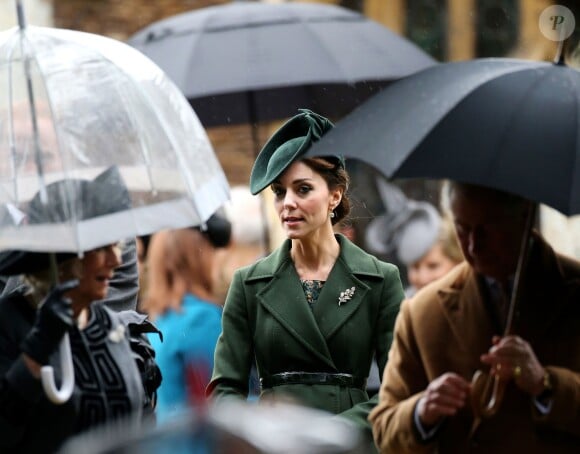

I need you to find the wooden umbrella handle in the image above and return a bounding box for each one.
[469,202,537,436]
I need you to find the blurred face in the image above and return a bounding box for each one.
[272,161,341,240]
[407,243,458,291]
[450,188,527,281]
[66,243,122,305]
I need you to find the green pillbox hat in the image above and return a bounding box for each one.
[249,109,343,195]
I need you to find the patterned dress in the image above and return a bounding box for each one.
[300,279,325,309]
[0,292,157,453]
[70,304,143,432]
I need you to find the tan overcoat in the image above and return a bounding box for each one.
[370,235,580,453]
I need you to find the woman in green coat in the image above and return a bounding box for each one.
[207,109,404,440]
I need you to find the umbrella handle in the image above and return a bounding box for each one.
[40,333,75,404]
[470,369,505,419]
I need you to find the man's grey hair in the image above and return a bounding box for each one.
[441,180,530,216]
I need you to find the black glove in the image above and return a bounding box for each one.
[21,279,79,365]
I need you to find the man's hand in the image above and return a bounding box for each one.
[417,372,470,427]
[21,280,79,365]
[480,335,545,396]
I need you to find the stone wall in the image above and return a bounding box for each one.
[53,0,228,40]
[2,0,53,29]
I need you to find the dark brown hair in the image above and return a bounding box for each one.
[302,157,351,225]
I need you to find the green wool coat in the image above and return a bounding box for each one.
[207,235,404,435]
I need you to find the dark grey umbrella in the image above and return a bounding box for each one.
[307,57,580,216]
[128,2,436,128]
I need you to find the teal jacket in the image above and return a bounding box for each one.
[207,235,404,435]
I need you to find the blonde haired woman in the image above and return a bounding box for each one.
[0,169,160,453]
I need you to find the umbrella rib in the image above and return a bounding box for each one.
[149,6,358,38]
[122,65,209,226]
[181,7,215,97]
[123,26,230,228]
[25,32,83,253]
[397,61,543,180]
[180,17,355,35]
[568,69,580,214]
[7,28,82,254]
[487,70,547,194]
[299,13,355,83]
[180,8,361,94]
[6,33,20,201]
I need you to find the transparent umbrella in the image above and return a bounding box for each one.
[0,2,229,403]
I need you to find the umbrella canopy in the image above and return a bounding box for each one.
[60,400,364,454]
[128,2,436,127]
[306,58,580,216]
[0,24,230,253]
[0,9,230,405]
[309,55,580,426]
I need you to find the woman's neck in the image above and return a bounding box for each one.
[75,307,91,330]
[187,282,216,304]
[291,231,340,281]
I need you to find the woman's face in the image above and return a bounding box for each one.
[272,161,341,240]
[407,243,458,291]
[65,243,122,305]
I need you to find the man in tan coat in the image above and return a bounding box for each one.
[370,182,580,453]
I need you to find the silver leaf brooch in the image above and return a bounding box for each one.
[338,287,356,306]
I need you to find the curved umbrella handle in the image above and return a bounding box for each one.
[40,333,75,404]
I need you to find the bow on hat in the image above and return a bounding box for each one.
[249,109,343,195]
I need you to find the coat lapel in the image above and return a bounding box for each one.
[313,257,370,339]
[253,241,336,370]
[249,236,386,370]
[436,264,496,357]
[314,236,381,340]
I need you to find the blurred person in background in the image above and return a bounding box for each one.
[366,178,463,297]
[207,110,405,448]
[143,214,231,422]
[213,185,267,305]
[364,179,463,395]
[405,217,463,295]
[1,106,140,312]
[333,218,357,242]
[135,235,151,312]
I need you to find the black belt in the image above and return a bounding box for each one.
[260,372,367,390]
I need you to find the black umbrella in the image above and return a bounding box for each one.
[307,57,580,216]
[307,55,580,425]
[128,2,436,129]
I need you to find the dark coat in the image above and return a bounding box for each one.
[208,235,404,434]
[0,290,160,453]
[370,235,580,453]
